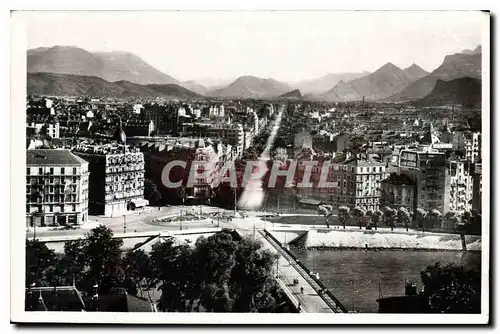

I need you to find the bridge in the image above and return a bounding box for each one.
[256,229,347,313]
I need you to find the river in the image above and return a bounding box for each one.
[291,248,481,313]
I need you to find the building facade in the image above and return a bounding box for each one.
[380,173,416,212]
[331,153,388,211]
[73,144,146,217]
[448,160,474,214]
[26,149,89,226]
[472,163,482,213]
[464,132,481,163]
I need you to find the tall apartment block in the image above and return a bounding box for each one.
[331,153,388,211]
[26,149,89,226]
[73,144,147,217]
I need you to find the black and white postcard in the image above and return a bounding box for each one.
[10,10,490,324]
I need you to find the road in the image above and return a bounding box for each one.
[26,205,293,239]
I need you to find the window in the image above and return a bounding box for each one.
[73,168,77,175]
[39,167,43,175]
[61,167,65,175]
[49,167,54,174]
[26,168,30,175]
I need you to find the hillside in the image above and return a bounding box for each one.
[420,77,481,107]
[388,49,481,101]
[210,75,292,98]
[295,72,370,94]
[403,64,429,82]
[322,62,415,101]
[278,89,302,99]
[27,46,179,85]
[27,72,200,100]
[180,80,209,95]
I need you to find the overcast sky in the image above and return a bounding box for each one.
[25,11,485,83]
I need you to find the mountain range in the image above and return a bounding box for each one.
[321,63,429,101]
[210,75,292,99]
[278,89,303,100]
[387,48,481,101]
[28,46,179,86]
[293,72,370,94]
[420,77,481,106]
[27,72,201,100]
[27,45,482,103]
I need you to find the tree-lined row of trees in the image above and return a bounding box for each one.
[317,204,481,234]
[26,227,285,312]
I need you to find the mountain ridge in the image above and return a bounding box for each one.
[210,75,292,98]
[27,45,179,86]
[27,72,200,100]
[420,77,481,107]
[388,50,481,101]
[321,62,418,101]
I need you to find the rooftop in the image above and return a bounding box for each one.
[26,149,88,166]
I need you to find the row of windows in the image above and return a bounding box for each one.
[27,167,78,175]
[26,204,77,213]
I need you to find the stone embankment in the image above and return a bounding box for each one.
[272,229,481,251]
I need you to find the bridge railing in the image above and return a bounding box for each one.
[262,229,348,313]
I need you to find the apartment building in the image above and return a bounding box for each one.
[472,163,482,213]
[448,160,474,214]
[26,149,89,226]
[464,132,481,163]
[73,144,146,216]
[380,173,416,211]
[331,153,388,211]
[399,149,449,213]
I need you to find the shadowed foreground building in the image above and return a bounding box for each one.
[73,144,147,216]
[25,286,155,312]
[26,149,89,226]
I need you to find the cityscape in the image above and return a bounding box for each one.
[17,11,487,323]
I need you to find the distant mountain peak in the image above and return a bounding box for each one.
[278,89,302,99]
[378,62,401,72]
[405,63,422,70]
[211,75,291,98]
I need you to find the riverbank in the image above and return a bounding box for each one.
[270,229,481,251]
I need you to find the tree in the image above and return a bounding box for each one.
[461,211,472,225]
[420,262,481,313]
[317,205,333,228]
[351,207,366,229]
[338,206,350,229]
[443,211,458,230]
[371,210,383,230]
[25,239,58,287]
[144,179,162,206]
[397,207,411,232]
[150,238,196,312]
[383,206,396,231]
[428,209,442,229]
[62,225,124,295]
[415,208,428,232]
[122,249,154,297]
[192,230,281,313]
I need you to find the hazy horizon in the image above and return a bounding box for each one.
[25,11,484,83]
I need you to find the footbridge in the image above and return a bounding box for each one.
[257,229,347,313]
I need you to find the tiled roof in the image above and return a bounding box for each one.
[27,149,88,166]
